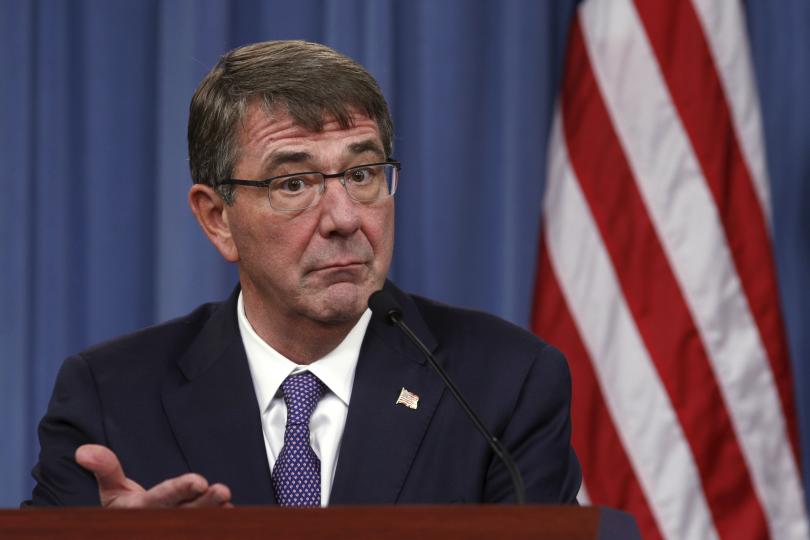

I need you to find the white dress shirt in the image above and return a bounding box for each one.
[237,291,370,506]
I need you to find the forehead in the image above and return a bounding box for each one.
[236,102,383,160]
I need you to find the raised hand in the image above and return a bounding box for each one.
[75,444,232,508]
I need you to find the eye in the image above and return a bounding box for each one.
[272,174,320,195]
[347,167,376,184]
[279,176,306,193]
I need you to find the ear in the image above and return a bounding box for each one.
[188,184,239,263]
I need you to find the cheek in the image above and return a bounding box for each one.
[229,210,287,266]
[229,211,261,256]
[250,216,321,278]
[368,203,395,257]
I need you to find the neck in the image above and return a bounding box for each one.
[241,290,359,365]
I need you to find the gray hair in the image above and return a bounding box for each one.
[188,40,394,203]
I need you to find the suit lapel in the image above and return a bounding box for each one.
[330,283,446,504]
[161,289,275,505]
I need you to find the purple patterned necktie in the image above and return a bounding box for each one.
[271,371,326,507]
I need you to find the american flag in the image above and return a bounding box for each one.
[531,1,808,538]
[396,387,420,410]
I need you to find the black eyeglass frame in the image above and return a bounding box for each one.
[218,160,401,211]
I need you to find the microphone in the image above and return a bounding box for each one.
[368,290,527,504]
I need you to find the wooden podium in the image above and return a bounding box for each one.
[0,505,640,539]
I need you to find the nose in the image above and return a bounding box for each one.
[317,176,362,237]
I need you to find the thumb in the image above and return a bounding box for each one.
[75,444,132,493]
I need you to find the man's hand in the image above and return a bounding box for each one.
[75,444,232,508]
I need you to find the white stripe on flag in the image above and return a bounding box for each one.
[544,110,718,540]
[576,481,591,506]
[690,0,772,221]
[577,0,807,537]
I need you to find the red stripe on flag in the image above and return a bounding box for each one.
[532,239,664,540]
[632,0,800,461]
[560,18,768,540]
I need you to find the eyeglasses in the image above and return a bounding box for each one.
[219,160,401,212]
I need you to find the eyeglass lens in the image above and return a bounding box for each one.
[268,163,397,211]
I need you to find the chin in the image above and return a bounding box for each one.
[309,282,373,324]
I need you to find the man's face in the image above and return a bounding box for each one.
[224,102,394,328]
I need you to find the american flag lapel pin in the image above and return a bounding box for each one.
[395,387,419,410]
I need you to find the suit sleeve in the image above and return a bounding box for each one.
[485,343,582,503]
[23,354,106,506]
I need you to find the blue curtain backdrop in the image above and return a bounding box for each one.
[0,0,807,508]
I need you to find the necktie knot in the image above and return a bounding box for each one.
[280,371,325,426]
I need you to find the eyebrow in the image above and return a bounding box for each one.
[347,139,386,160]
[264,151,313,173]
[263,139,386,175]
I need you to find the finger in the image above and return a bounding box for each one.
[143,473,210,507]
[179,484,232,508]
[75,444,137,493]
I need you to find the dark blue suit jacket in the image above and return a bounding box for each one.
[27,281,581,506]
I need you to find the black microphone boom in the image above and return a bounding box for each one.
[367,290,527,504]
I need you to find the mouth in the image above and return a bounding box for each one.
[310,261,368,273]
[308,262,369,286]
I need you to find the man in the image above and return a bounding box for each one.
[26,40,580,508]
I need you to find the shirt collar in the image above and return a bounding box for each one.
[237,291,370,412]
